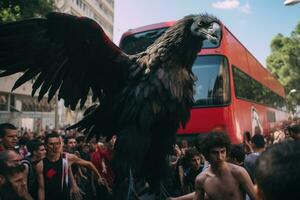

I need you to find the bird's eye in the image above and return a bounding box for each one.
[198,21,202,26]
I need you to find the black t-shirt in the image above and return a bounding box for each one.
[43,156,70,200]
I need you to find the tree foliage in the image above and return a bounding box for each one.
[267,21,300,113]
[0,0,56,23]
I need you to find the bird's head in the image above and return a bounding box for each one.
[190,14,221,45]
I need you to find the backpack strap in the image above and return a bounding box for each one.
[61,153,69,191]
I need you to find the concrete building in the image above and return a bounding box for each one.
[56,0,114,38]
[0,0,114,132]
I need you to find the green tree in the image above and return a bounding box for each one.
[0,0,56,23]
[267,21,300,114]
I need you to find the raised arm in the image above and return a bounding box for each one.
[68,153,103,184]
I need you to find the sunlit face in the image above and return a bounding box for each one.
[46,137,62,155]
[33,145,46,160]
[7,171,28,198]
[6,151,22,167]
[1,129,18,149]
[208,147,227,166]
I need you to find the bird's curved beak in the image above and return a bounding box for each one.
[202,22,221,45]
[195,22,221,45]
[206,22,221,45]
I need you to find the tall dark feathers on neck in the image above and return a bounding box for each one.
[142,15,203,71]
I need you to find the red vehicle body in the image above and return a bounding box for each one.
[119,21,288,143]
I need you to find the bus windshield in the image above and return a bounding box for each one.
[193,56,230,107]
[121,27,220,55]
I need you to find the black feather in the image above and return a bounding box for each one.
[12,68,41,91]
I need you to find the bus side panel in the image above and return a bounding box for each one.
[224,29,251,143]
[177,106,236,139]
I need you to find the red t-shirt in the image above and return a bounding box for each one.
[91,147,114,188]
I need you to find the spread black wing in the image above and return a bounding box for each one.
[0,12,130,110]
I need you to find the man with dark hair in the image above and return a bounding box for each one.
[0,123,18,151]
[195,132,256,200]
[24,139,46,199]
[168,132,256,200]
[287,123,300,141]
[255,140,300,200]
[35,133,104,200]
[244,134,266,184]
[26,139,46,163]
[183,148,203,193]
[199,131,231,159]
[64,136,77,153]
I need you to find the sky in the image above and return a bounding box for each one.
[113,0,300,66]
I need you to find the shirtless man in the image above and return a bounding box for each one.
[168,132,257,200]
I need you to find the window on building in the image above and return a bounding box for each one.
[0,93,8,111]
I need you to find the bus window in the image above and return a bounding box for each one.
[120,27,221,55]
[121,28,167,54]
[193,56,230,107]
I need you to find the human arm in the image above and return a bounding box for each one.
[178,165,184,188]
[193,174,206,200]
[235,167,257,200]
[35,161,45,200]
[166,192,195,200]
[22,163,29,188]
[68,154,103,184]
[21,193,34,200]
[101,159,107,174]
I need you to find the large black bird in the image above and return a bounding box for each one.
[0,12,221,199]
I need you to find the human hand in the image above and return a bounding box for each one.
[97,176,105,185]
[97,177,112,194]
[70,185,85,200]
[105,184,112,194]
[102,166,107,174]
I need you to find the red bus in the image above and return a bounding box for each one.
[119,21,288,143]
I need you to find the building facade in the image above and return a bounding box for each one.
[56,0,114,38]
[0,0,114,132]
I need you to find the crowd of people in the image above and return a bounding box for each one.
[166,123,300,200]
[0,123,115,200]
[0,121,300,200]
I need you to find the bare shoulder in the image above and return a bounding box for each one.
[35,160,44,173]
[195,168,211,185]
[229,163,248,178]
